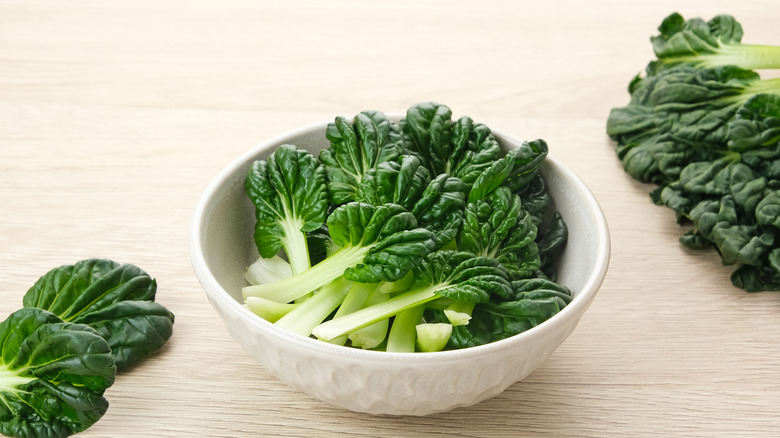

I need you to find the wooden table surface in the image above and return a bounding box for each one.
[2,1,779,437]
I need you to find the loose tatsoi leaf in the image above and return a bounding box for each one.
[459,186,541,280]
[23,258,156,318]
[648,12,780,75]
[22,258,174,369]
[0,308,116,438]
[245,144,328,274]
[75,301,175,369]
[319,110,404,205]
[242,203,436,303]
[607,65,780,186]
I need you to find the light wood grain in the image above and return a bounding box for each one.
[2,1,780,437]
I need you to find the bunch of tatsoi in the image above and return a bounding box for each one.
[0,259,174,438]
[241,102,571,352]
[607,13,780,291]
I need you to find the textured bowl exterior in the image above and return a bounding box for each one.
[190,120,610,416]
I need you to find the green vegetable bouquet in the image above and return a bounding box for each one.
[241,102,572,352]
[607,12,780,291]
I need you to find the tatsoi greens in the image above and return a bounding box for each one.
[1,259,174,438]
[246,144,328,275]
[242,102,571,351]
[608,12,780,291]
[23,259,174,369]
[0,308,116,438]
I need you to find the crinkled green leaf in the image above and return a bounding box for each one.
[505,139,549,192]
[326,202,436,283]
[537,211,568,277]
[75,301,174,370]
[0,308,115,438]
[756,191,780,228]
[320,110,404,205]
[447,116,501,185]
[401,103,502,186]
[355,155,431,210]
[400,102,453,176]
[459,186,540,280]
[245,144,328,267]
[728,94,780,151]
[648,13,744,74]
[413,251,512,303]
[515,175,551,226]
[22,259,173,370]
[22,259,156,320]
[411,174,467,249]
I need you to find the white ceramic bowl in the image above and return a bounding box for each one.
[189,119,610,416]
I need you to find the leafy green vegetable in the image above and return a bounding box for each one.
[243,102,572,351]
[429,279,571,349]
[246,144,329,275]
[22,258,174,369]
[648,12,780,75]
[319,110,404,205]
[459,186,540,280]
[242,202,436,303]
[311,251,512,342]
[0,308,116,438]
[608,12,780,291]
[401,102,501,187]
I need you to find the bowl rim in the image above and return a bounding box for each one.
[189,118,611,363]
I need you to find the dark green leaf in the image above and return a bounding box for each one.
[355,155,431,210]
[411,174,468,248]
[459,186,541,280]
[75,301,174,370]
[728,94,780,151]
[326,202,436,283]
[320,111,404,205]
[246,144,328,265]
[0,308,115,438]
[413,251,512,303]
[22,259,174,370]
[438,296,564,349]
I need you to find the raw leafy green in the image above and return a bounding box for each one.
[0,308,116,438]
[22,258,174,369]
[246,144,329,274]
[459,186,541,280]
[428,278,571,349]
[319,110,404,205]
[243,102,572,351]
[311,251,512,343]
[401,102,501,187]
[242,202,436,303]
[648,12,780,75]
[608,12,780,291]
